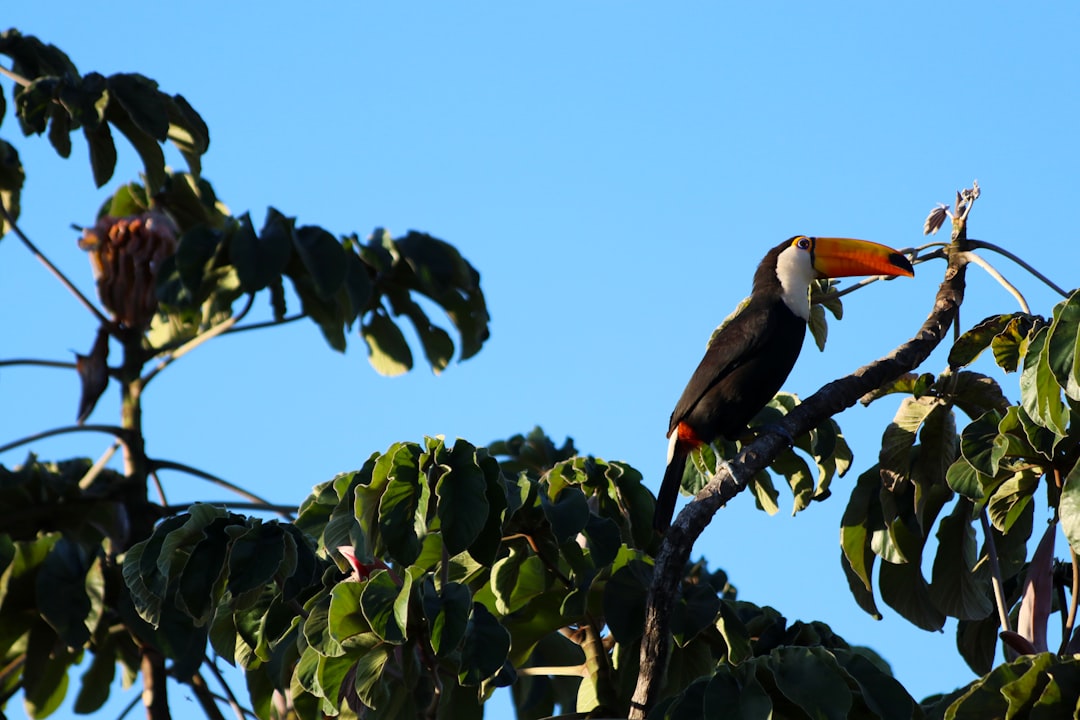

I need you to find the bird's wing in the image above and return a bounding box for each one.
[667,302,777,435]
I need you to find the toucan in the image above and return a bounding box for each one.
[654,235,914,531]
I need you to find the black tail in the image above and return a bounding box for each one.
[654,442,690,532]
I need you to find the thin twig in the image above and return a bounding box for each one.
[141,294,255,387]
[149,458,294,520]
[967,238,1069,298]
[78,441,122,489]
[963,251,1030,313]
[0,203,112,326]
[159,501,298,515]
[149,468,168,506]
[223,312,307,336]
[980,509,1012,633]
[0,64,31,87]
[0,358,78,370]
[204,656,254,720]
[0,424,130,456]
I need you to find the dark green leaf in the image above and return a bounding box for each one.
[1020,326,1069,437]
[228,524,286,596]
[104,98,166,193]
[1060,457,1080,555]
[950,315,1014,369]
[230,211,292,292]
[83,121,117,187]
[294,225,346,299]
[879,558,945,631]
[458,603,511,686]
[991,314,1042,373]
[1046,290,1080,401]
[928,499,993,620]
[73,645,116,713]
[540,481,590,544]
[436,440,489,555]
[420,578,471,656]
[671,582,720,647]
[107,73,169,140]
[362,311,412,375]
[376,443,426,567]
[359,570,404,644]
[603,559,651,643]
[769,646,852,720]
[36,536,92,647]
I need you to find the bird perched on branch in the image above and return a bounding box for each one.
[654,235,914,531]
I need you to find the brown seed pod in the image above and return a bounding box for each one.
[79,212,178,330]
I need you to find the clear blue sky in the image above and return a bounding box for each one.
[2,3,1078,718]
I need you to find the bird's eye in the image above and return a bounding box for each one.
[795,236,812,250]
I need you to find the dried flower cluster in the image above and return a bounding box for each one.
[79,212,177,329]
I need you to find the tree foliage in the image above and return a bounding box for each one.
[2,28,1080,720]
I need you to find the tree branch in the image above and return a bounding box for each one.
[148,458,295,520]
[0,358,79,371]
[0,424,131,456]
[628,209,973,717]
[141,294,255,387]
[0,203,113,327]
[967,238,1069,298]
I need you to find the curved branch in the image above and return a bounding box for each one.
[967,238,1069,298]
[629,226,972,717]
[0,358,79,371]
[0,203,112,327]
[964,251,1030,312]
[148,458,295,520]
[141,294,255,387]
[0,424,131,456]
[0,64,31,87]
[223,312,307,336]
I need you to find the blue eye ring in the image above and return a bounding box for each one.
[796,236,812,250]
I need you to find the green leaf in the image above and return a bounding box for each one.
[359,570,404,644]
[1020,326,1069,437]
[949,314,1014,369]
[35,537,93,647]
[491,546,549,615]
[227,524,286,597]
[879,397,940,489]
[603,559,652,643]
[420,578,471,657]
[1046,290,1080,401]
[362,311,413,376]
[671,582,720,647]
[73,645,116,713]
[104,94,167,192]
[1060,457,1080,555]
[376,443,427,567]
[107,73,169,140]
[458,603,511,686]
[436,440,489,555]
[928,499,993,620]
[295,225,347,299]
[769,646,852,720]
[174,226,222,296]
[992,314,1042,373]
[879,557,946,631]
[230,211,292,293]
[83,121,117,188]
[0,140,24,237]
[327,581,368,646]
[540,481,590,544]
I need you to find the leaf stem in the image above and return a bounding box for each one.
[0,64,31,87]
[141,294,255,387]
[979,509,1012,634]
[963,251,1030,313]
[223,312,307,336]
[0,424,131,456]
[0,203,112,327]
[967,238,1069,298]
[0,358,79,370]
[148,458,294,520]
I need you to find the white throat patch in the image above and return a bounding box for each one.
[774,245,816,321]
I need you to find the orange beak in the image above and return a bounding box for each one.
[810,237,914,279]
